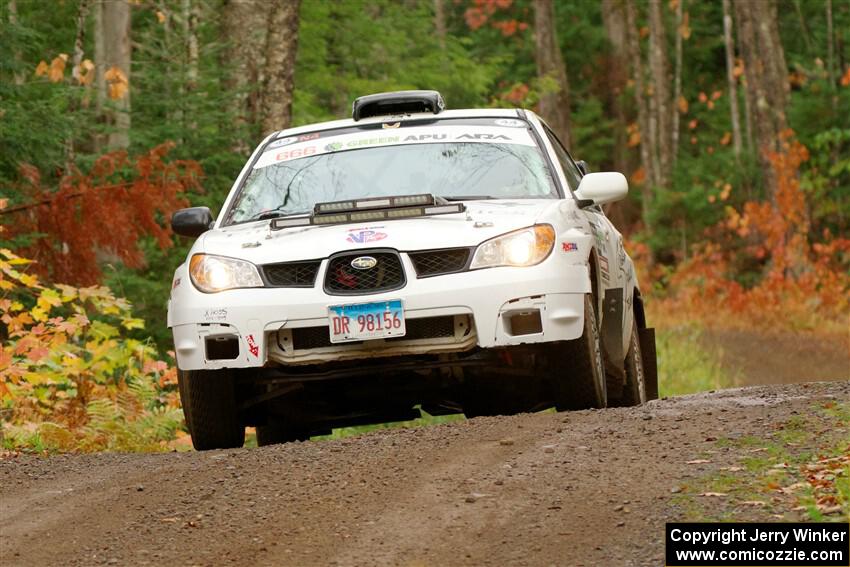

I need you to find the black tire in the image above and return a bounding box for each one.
[177,370,192,434]
[619,318,647,406]
[553,294,607,411]
[178,369,245,450]
[256,422,309,446]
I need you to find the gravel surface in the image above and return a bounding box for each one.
[1,381,848,567]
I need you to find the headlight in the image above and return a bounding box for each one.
[470,225,556,269]
[189,254,263,293]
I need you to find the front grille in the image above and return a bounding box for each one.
[387,315,455,341]
[291,315,457,350]
[291,325,358,350]
[409,248,471,277]
[263,260,321,287]
[324,250,405,295]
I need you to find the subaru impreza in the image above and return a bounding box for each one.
[168,90,657,450]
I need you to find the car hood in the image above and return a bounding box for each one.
[200,199,567,264]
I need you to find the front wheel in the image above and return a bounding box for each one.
[178,369,245,450]
[553,294,607,411]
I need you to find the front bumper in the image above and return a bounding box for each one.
[168,255,590,371]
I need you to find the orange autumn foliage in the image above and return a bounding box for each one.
[464,0,527,36]
[7,143,199,286]
[645,131,850,342]
[0,247,182,452]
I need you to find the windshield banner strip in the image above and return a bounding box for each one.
[253,125,537,169]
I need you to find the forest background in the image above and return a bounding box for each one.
[1,0,848,451]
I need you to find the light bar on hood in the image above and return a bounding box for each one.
[314,194,435,214]
[271,202,465,231]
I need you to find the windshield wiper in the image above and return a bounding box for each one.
[441,195,495,201]
[248,207,307,222]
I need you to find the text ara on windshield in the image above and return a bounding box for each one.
[167,89,659,450]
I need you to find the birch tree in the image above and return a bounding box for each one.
[647,0,672,189]
[624,0,654,235]
[96,0,132,150]
[722,0,742,160]
[733,0,789,200]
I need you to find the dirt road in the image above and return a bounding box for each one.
[1,381,848,567]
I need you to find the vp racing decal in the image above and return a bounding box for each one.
[346,229,388,244]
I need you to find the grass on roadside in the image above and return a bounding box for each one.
[672,401,850,523]
[312,410,465,441]
[656,324,737,397]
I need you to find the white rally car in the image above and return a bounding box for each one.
[168,91,657,450]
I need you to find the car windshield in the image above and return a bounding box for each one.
[225,123,557,225]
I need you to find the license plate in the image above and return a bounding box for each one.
[328,300,406,343]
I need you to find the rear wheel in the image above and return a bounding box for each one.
[178,369,245,450]
[553,294,607,410]
[619,318,647,406]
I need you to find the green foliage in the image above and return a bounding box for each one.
[0,248,182,452]
[655,324,736,397]
[801,127,850,236]
[294,0,501,125]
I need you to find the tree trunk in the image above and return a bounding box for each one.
[8,0,24,85]
[183,0,199,131]
[624,0,654,238]
[826,0,838,113]
[99,0,132,150]
[671,0,683,165]
[434,0,447,51]
[534,0,572,148]
[260,0,301,134]
[733,0,789,201]
[793,0,813,55]
[647,0,672,188]
[732,8,754,154]
[722,0,742,160]
[65,0,91,170]
[601,0,630,176]
[223,0,259,151]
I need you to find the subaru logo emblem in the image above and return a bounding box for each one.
[350,256,377,270]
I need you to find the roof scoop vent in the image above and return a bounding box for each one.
[352,90,445,121]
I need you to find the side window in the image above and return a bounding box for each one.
[544,127,583,192]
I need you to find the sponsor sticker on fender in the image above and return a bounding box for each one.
[246,334,259,358]
[253,125,537,169]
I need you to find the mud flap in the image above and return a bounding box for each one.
[602,287,624,364]
[639,327,659,400]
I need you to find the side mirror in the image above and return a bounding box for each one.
[576,160,591,176]
[171,207,214,238]
[574,172,628,207]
